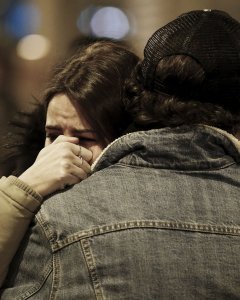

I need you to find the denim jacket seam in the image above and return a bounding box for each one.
[37,211,57,243]
[81,239,105,300]
[115,161,236,171]
[173,162,237,173]
[49,251,60,300]
[50,220,240,252]
[16,260,52,300]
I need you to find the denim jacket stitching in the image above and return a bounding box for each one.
[81,238,104,300]
[49,220,240,252]
[37,212,57,243]
[114,161,236,171]
[49,252,60,300]
[92,125,240,172]
[16,259,52,300]
[113,161,236,173]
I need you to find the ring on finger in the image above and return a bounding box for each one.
[78,145,83,165]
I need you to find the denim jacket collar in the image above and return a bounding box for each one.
[92,125,240,173]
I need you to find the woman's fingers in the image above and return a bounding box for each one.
[56,144,92,190]
[68,143,93,163]
[76,144,93,163]
[19,138,93,197]
[44,135,93,163]
[52,135,79,145]
[59,150,91,180]
[59,164,89,188]
[75,156,91,174]
[50,137,93,163]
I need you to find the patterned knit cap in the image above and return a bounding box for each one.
[141,10,240,112]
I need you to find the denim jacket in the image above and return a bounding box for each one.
[1,125,240,300]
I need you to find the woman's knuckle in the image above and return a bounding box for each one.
[61,161,71,171]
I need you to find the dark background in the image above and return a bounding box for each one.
[0,0,239,110]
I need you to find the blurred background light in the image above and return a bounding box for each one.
[16,34,50,60]
[90,6,130,39]
[0,0,15,17]
[4,3,41,38]
[1,0,239,115]
[76,5,99,35]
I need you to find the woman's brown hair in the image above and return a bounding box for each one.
[44,41,140,147]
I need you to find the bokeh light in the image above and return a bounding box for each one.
[4,3,41,38]
[90,6,130,39]
[77,5,99,36]
[16,34,50,60]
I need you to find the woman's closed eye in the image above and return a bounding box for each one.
[78,136,97,146]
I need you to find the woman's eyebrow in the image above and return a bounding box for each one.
[45,125,62,131]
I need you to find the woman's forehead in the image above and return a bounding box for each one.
[46,94,91,132]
